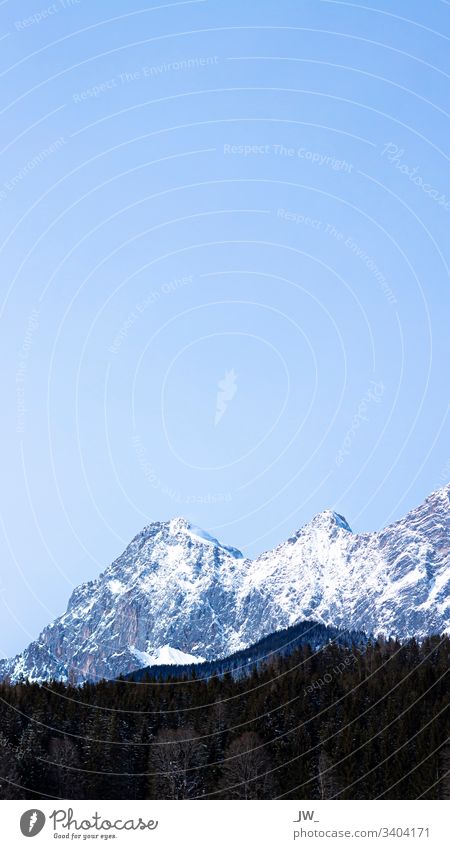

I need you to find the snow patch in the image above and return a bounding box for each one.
[130,644,205,667]
[186,523,243,558]
[168,517,243,558]
[186,524,222,547]
[108,580,125,595]
[165,543,187,567]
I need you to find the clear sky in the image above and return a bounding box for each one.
[0,0,449,657]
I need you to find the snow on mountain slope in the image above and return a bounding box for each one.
[239,490,450,642]
[0,486,449,683]
[130,644,206,667]
[0,518,244,683]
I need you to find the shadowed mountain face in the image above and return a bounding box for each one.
[1,486,449,683]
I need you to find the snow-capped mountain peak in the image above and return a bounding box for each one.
[1,485,449,684]
[167,517,244,558]
[304,509,353,534]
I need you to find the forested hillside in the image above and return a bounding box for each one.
[0,635,448,800]
[128,619,367,682]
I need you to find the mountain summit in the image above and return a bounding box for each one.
[1,486,449,683]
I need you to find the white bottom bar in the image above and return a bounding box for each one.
[1,799,448,848]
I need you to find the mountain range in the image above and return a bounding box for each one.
[1,484,449,684]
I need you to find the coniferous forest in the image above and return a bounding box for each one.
[0,634,448,800]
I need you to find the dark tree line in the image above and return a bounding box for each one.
[0,634,448,800]
[129,620,367,682]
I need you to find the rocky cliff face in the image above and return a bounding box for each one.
[1,486,449,683]
[240,488,450,642]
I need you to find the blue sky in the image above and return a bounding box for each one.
[0,0,449,657]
